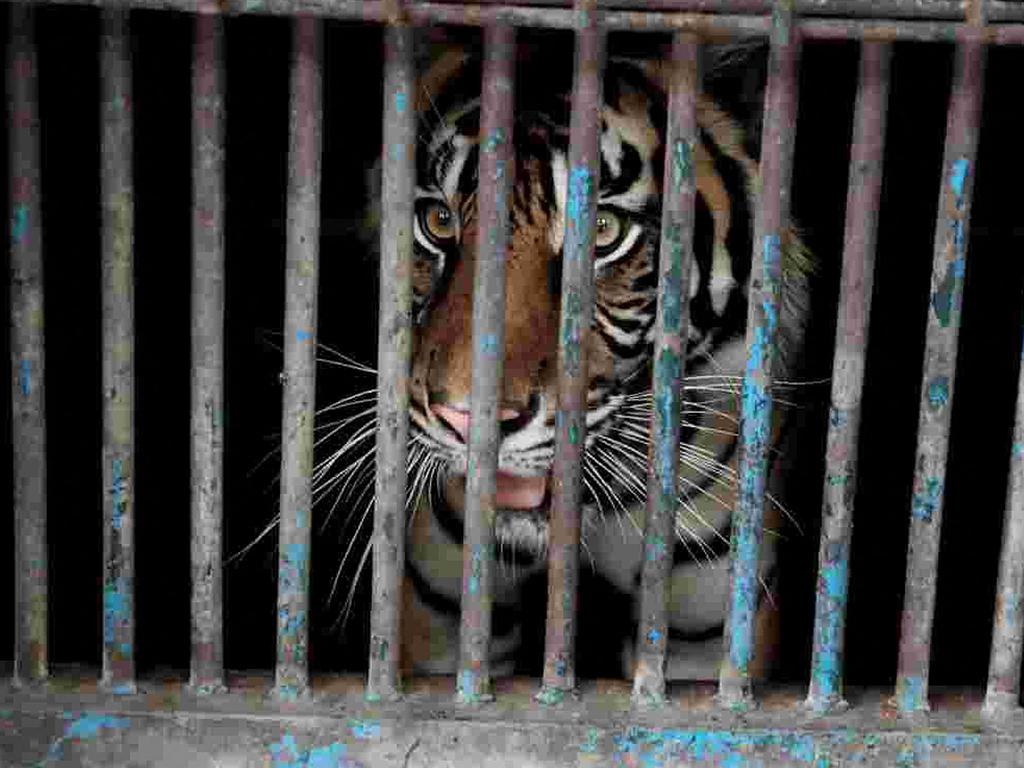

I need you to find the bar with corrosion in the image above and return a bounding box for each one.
[717,0,800,711]
[631,33,699,707]
[8,2,48,686]
[456,23,517,705]
[367,22,416,703]
[536,0,605,706]
[274,15,323,701]
[189,11,227,695]
[100,7,137,695]
[805,41,891,715]
[895,31,986,715]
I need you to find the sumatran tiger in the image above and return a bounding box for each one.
[320,38,812,683]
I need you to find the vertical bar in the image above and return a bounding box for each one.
[983,317,1024,719]
[190,11,227,695]
[274,14,322,701]
[536,0,605,705]
[717,0,800,711]
[631,33,699,708]
[805,41,891,715]
[8,3,48,686]
[456,23,516,705]
[367,22,415,703]
[895,32,986,715]
[100,7,136,694]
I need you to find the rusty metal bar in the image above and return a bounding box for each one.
[8,2,48,686]
[983,318,1024,719]
[717,0,800,711]
[631,33,699,708]
[100,7,136,695]
[895,31,986,715]
[5,0,1024,39]
[536,0,605,706]
[805,41,891,716]
[11,0,1024,24]
[456,23,516,706]
[367,21,416,703]
[274,14,322,701]
[189,11,227,695]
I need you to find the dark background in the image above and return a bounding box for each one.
[0,9,1022,689]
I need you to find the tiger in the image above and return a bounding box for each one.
[321,36,812,683]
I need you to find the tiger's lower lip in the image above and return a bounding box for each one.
[495,471,549,511]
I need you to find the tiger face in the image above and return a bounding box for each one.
[404,50,783,561]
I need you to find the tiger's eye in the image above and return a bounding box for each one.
[422,201,456,243]
[594,209,624,250]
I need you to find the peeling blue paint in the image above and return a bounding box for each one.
[566,166,594,258]
[269,732,357,768]
[655,348,682,498]
[102,578,131,657]
[281,542,309,592]
[927,375,950,409]
[911,477,943,522]
[647,628,662,645]
[394,91,407,115]
[671,139,693,189]
[43,714,131,762]
[111,458,126,530]
[468,545,482,596]
[482,127,506,153]
[1013,442,1024,460]
[950,157,969,206]
[12,203,29,244]
[812,542,849,699]
[898,674,927,712]
[296,329,312,342]
[19,359,31,396]
[348,719,381,740]
[480,332,499,356]
[580,727,600,754]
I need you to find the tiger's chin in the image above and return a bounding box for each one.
[444,471,552,562]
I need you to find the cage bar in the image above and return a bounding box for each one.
[536,0,605,705]
[273,14,322,701]
[983,318,1024,719]
[805,41,891,716]
[717,0,800,711]
[367,22,416,703]
[894,31,986,715]
[456,23,517,705]
[189,11,227,695]
[631,33,699,708]
[8,2,48,686]
[99,7,137,695]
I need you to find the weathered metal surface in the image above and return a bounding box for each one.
[0,679,1015,766]
[368,22,416,703]
[895,32,986,717]
[717,0,800,711]
[100,7,137,696]
[190,10,227,696]
[538,0,605,705]
[805,41,890,716]
[984,315,1024,720]
[8,1,48,686]
[632,33,699,709]
[275,14,323,702]
[10,0,1024,24]
[457,23,516,706]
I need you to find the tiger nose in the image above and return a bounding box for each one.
[430,404,525,443]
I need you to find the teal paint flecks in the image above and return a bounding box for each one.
[812,542,849,698]
[580,728,601,754]
[103,578,131,657]
[950,157,969,205]
[42,714,131,763]
[911,477,943,522]
[19,359,31,397]
[566,166,594,258]
[482,127,506,153]
[111,459,128,531]
[296,329,312,342]
[480,332,499,356]
[348,719,381,740]
[394,91,407,114]
[927,375,950,410]
[269,732,357,768]
[12,203,29,244]
[671,139,694,189]
[655,347,682,497]
[898,674,927,712]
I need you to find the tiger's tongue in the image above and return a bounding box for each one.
[495,471,548,510]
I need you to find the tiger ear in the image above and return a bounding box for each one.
[414,33,472,116]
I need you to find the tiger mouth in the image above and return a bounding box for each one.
[445,471,553,558]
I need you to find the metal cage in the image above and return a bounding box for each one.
[3,0,1024,764]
